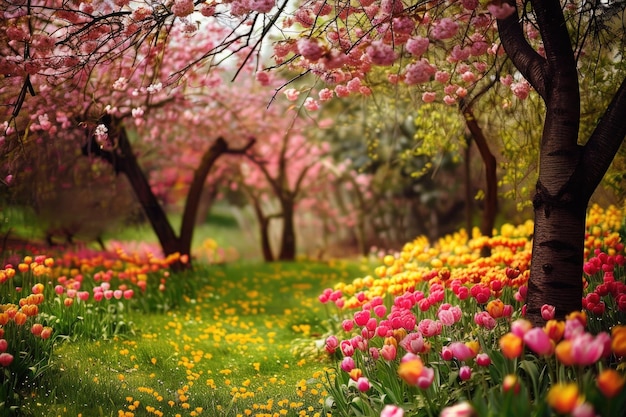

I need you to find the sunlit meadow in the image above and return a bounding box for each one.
[1,203,625,417]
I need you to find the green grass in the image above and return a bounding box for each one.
[18,261,369,417]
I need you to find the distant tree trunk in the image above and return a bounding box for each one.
[462,107,498,258]
[84,117,254,270]
[278,198,296,260]
[250,197,274,262]
[499,0,626,325]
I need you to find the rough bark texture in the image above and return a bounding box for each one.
[498,0,626,325]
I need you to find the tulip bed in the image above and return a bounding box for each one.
[1,203,625,417]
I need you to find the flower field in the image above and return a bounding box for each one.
[1,204,625,416]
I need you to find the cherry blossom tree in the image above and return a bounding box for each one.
[2,0,626,322]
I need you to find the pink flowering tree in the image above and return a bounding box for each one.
[2,0,626,320]
[270,1,626,324]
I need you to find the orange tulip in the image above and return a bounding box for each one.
[499,332,523,359]
[13,311,27,325]
[544,320,565,343]
[597,369,625,398]
[547,383,580,414]
[398,356,424,386]
[611,325,626,357]
[555,340,576,366]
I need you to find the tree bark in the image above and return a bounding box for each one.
[278,198,296,260]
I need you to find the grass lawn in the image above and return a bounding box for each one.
[18,261,368,417]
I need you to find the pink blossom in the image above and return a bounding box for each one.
[335,85,350,97]
[461,71,476,83]
[405,36,429,57]
[443,95,457,105]
[256,71,271,86]
[448,45,471,62]
[456,87,468,98]
[297,38,324,61]
[380,0,403,15]
[422,92,436,103]
[304,97,319,111]
[487,3,516,19]
[461,0,478,10]
[381,405,404,417]
[404,59,436,84]
[172,0,194,17]
[247,0,275,13]
[346,78,363,93]
[366,41,397,66]
[319,88,334,101]
[431,18,459,40]
[0,353,14,367]
[511,80,531,100]
[523,327,554,356]
[284,88,300,101]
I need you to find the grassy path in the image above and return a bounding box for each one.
[21,261,365,417]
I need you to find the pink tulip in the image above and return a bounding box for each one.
[417,366,435,389]
[381,404,404,417]
[0,339,7,352]
[476,353,491,367]
[459,365,472,381]
[354,310,370,327]
[541,304,556,320]
[0,353,14,367]
[523,327,554,356]
[325,335,338,354]
[54,285,64,295]
[380,344,397,361]
[341,356,355,372]
[356,377,370,392]
[571,333,605,366]
[113,290,123,299]
[342,319,354,332]
[123,290,134,300]
[104,290,114,300]
[77,291,90,301]
[400,332,424,354]
[449,342,476,361]
[93,291,104,302]
[511,319,532,338]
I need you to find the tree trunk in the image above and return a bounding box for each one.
[463,107,498,257]
[498,0,626,324]
[111,126,182,258]
[278,198,296,261]
[251,198,274,262]
[178,138,229,258]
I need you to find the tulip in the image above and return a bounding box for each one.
[503,374,520,394]
[547,383,580,414]
[31,323,43,336]
[440,402,475,417]
[0,339,7,352]
[459,365,472,381]
[523,327,554,356]
[356,376,370,392]
[380,344,397,361]
[544,320,565,343]
[499,332,523,359]
[555,340,576,366]
[541,304,556,320]
[417,366,434,389]
[596,369,625,398]
[40,327,53,340]
[397,356,424,385]
[611,325,626,357]
[0,352,14,367]
[380,405,404,417]
[340,356,355,372]
[476,353,491,367]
